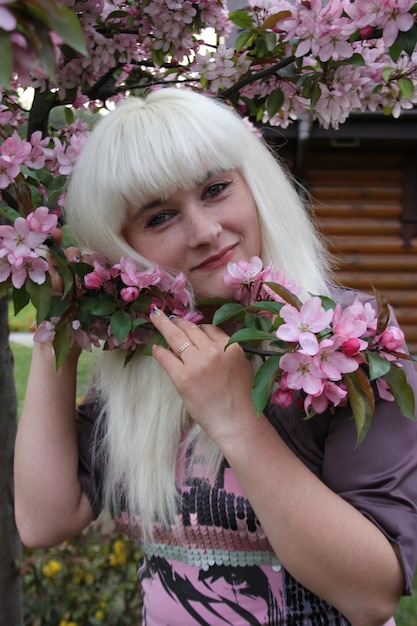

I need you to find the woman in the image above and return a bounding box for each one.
[14,88,417,625]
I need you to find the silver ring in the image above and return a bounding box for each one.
[177,341,193,357]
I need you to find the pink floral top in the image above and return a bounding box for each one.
[77,287,417,625]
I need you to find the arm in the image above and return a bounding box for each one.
[149,310,407,626]
[14,341,93,548]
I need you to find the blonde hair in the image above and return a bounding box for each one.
[65,87,332,538]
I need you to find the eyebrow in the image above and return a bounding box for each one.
[135,170,221,216]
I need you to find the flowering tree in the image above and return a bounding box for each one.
[1,0,417,622]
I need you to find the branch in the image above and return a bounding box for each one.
[219,54,296,100]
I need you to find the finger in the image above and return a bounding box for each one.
[149,306,198,357]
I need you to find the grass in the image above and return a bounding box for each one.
[8,306,417,623]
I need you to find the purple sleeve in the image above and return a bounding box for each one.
[321,357,417,594]
[76,387,105,519]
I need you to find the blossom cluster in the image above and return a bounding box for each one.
[1,205,414,442]
[221,257,409,416]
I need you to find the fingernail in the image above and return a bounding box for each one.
[72,255,80,262]
[149,304,162,316]
[168,314,177,320]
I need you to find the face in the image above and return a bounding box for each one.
[122,169,261,299]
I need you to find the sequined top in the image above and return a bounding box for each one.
[76,287,417,625]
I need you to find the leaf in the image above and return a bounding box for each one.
[26,278,52,324]
[49,249,75,298]
[226,327,276,347]
[53,321,73,370]
[373,287,390,334]
[0,30,12,88]
[0,205,21,223]
[212,302,244,326]
[266,88,284,118]
[261,11,292,31]
[89,298,117,316]
[229,10,254,28]
[12,287,31,315]
[382,66,394,82]
[235,31,256,53]
[391,24,417,58]
[366,351,391,381]
[251,355,282,416]
[383,364,415,420]
[249,301,284,316]
[110,309,132,344]
[47,3,87,56]
[398,77,414,99]
[264,282,302,309]
[344,369,375,446]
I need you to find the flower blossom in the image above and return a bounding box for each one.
[279,351,325,395]
[276,297,334,355]
[224,256,265,301]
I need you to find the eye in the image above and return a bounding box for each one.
[203,180,230,199]
[145,211,175,228]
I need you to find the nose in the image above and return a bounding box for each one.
[185,206,222,248]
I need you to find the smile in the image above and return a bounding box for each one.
[192,244,237,271]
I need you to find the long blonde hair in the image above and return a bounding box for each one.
[65,88,332,537]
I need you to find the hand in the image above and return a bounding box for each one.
[46,229,83,297]
[149,307,257,444]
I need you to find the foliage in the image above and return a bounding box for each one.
[21,521,142,626]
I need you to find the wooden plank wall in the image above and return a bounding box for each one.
[306,148,417,355]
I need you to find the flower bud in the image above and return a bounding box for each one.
[380,326,405,351]
[341,337,361,356]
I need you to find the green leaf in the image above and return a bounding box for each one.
[151,47,166,67]
[366,351,391,381]
[47,4,87,56]
[53,321,73,370]
[12,287,30,315]
[391,24,417,57]
[398,77,414,99]
[347,52,365,66]
[110,309,132,344]
[249,301,284,316]
[47,174,67,205]
[49,249,75,298]
[26,278,52,324]
[344,369,375,446]
[0,30,12,88]
[382,66,394,82]
[142,329,167,355]
[0,205,21,223]
[266,88,284,118]
[235,31,256,53]
[226,327,276,347]
[252,355,282,416]
[212,302,245,326]
[89,298,117,316]
[383,364,416,420]
[0,279,11,298]
[229,10,254,28]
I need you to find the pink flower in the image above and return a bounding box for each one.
[120,286,139,302]
[259,264,301,302]
[84,271,104,290]
[224,256,264,301]
[26,206,58,234]
[279,351,325,395]
[378,326,405,351]
[10,252,48,288]
[313,337,359,381]
[304,380,348,415]
[376,377,395,402]
[276,297,334,356]
[0,217,46,257]
[340,337,362,356]
[33,319,57,344]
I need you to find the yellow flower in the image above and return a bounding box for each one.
[109,539,127,566]
[94,609,105,620]
[59,620,77,626]
[42,559,62,577]
[72,565,83,584]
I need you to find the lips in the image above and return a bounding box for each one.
[192,244,237,271]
